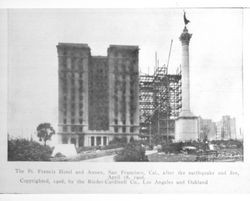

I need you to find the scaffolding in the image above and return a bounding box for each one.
[139,65,182,142]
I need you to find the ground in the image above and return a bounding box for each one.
[80,148,243,162]
[148,148,243,162]
[81,150,158,162]
[148,153,197,162]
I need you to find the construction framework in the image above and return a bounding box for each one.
[139,65,182,142]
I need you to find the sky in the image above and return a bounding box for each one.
[7,8,243,138]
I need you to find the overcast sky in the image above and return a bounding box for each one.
[7,8,243,138]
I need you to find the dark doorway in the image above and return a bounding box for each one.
[91,136,95,146]
[79,136,84,147]
[103,137,107,146]
[96,137,101,146]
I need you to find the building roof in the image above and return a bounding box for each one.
[109,44,139,50]
[57,43,90,48]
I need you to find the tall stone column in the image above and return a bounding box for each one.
[175,26,198,141]
[179,27,192,116]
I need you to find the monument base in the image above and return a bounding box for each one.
[175,116,199,142]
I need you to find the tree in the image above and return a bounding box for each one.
[114,141,148,162]
[36,123,55,146]
[8,138,53,161]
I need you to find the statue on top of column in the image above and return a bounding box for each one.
[183,11,190,26]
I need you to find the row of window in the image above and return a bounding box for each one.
[62,126,134,133]
[62,125,83,132]
[113,119,134,125]
[61,58,84,70]
[63,95,84,101]
[63,118,83,124]
[113,63,135,73]
[60,72,84,80]
[62,85,84,93]
[63,109,83,118]
[63,102,84,109]
[90,136,108,146]
[114,127,134,133]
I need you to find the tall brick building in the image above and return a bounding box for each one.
[57,43,139,147]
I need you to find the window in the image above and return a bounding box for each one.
[70,138,76,145]
[78,59,83,70]
[114,127,118,133]
[63,86,67,93]
[79,126,83,132]
[62,58,67,68]
[63,126,67,132]
[63,119,67,124]
[130,127,134,133]
[71,119,75,124]
[122,126,126,133]
[62,136,68,144]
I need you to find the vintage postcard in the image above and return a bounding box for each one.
[0,7,250,194]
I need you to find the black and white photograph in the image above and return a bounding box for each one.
[1,4,250,194]
[6,8,243,162]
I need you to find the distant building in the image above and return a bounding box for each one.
[216,121,222,140]
[198,117,217,141]
[230,117,237,139]
[57,43,140,147]
[216,115,237,140]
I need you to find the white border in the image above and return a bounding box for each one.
[1,0,250,200]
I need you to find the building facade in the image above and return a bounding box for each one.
[215,115,237,140]
[57,43,139,147]
[215,121,222,140]
[198,117,217,141]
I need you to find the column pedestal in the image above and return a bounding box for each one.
[175,116,198,141]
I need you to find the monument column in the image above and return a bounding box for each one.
[175,22,198,141]
[180,26,192,116]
